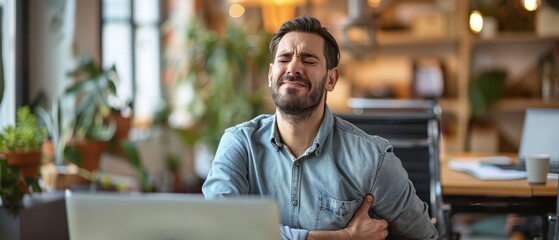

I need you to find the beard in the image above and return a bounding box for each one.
[271,74,327,120]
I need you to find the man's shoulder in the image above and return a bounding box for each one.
[225,114,274,134]
[332,115,392,150]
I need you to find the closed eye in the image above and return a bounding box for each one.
[276,56,291,63]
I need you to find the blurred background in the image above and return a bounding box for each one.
[1,0,558,196]
[1,1,558,239]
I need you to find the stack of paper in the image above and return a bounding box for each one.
[449,160,527,180]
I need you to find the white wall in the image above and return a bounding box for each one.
[28,0,100,105]
[74,0,100,62]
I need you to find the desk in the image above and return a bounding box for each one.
[442,153,558,197]
[441,153,558,238]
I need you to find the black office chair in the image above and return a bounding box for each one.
[338,98,447,238]
[547,178,558,239]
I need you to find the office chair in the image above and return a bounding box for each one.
[338,98,447,238]
[547,178,558,239]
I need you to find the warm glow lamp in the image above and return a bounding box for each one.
[522,0,539,11]
[469,10,483,34]
[229,0,321,33]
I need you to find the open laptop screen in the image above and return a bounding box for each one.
[518,108,559,165]
[65,191,280,240]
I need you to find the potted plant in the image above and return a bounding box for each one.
[0,106,47,216]
[121,141,153,192]
[35,98,76,166]
[468,69,507,118]
[467,69,507,150]
[165,18,270,154]
[64,56,118,172]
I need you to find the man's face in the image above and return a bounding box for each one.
[268,31,337,116]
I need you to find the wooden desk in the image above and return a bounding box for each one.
[441,153,558,238]
[441,152,558,197]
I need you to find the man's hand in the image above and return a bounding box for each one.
[343,194,388,240]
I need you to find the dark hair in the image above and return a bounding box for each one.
[269,15,340,70]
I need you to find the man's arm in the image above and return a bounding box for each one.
[371,150,438,239]
[306,195,388,240]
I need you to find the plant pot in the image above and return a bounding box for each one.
[75,140,108,172]
[41,140,55,164]
[5,151,42,178]
[110,113,131,155]
[113,114,131,142]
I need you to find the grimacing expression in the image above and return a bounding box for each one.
[269,31,335,115]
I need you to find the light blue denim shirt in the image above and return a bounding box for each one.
[202,107,437,239]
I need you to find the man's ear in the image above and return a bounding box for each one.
[325,67,339,92]
[268,63,273,87]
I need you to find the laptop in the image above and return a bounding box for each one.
[497,108,559,173]
[65,191,281,240]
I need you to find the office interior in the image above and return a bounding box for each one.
[0,0,558,239]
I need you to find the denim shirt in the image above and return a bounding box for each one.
[202,107,437,239]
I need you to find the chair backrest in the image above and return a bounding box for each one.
[338,98,445,235]
[549,176,559,239]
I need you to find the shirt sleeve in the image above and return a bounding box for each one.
[202,130,250,198]
[279,225,308,240]
[203,131,309,240]
[370,148,438,239]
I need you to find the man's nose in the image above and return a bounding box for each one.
[286,59,302,76]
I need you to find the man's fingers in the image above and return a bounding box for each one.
[376,219,389,229]
[355,194,374,218]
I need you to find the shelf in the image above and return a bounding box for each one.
[343,31,460,56]
[492,99,559,111]
[377,31,458,46]
[341,0,559,154]
[472,32,559,45]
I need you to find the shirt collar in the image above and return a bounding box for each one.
[268,105,334,156]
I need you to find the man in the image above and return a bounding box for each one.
[202,15,438,240]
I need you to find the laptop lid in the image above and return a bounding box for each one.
[65,191,280,240]
[518,108,559,164]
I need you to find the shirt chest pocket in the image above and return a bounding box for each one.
[315,195,361,230]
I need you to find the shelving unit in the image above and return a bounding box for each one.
[341,0,559,154]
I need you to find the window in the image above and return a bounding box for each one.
[101,0,161,123]
[0,0,17,129]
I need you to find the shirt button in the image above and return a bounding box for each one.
[294,161,300,167]
[292,200,298,206]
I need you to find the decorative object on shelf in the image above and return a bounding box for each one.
[540,53,559,101]
[0,106,46,216]
[480,16,498,39]
[536,0,559,37]
[469,69,507,118]
[342,0,393,54]
[343,0,376,50]
[413,58,445,99]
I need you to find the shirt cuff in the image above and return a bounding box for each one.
[279,224,308,240]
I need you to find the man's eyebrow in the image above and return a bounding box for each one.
[299,52,320,60]
[276,51,320,61]
[276,51,293,58]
